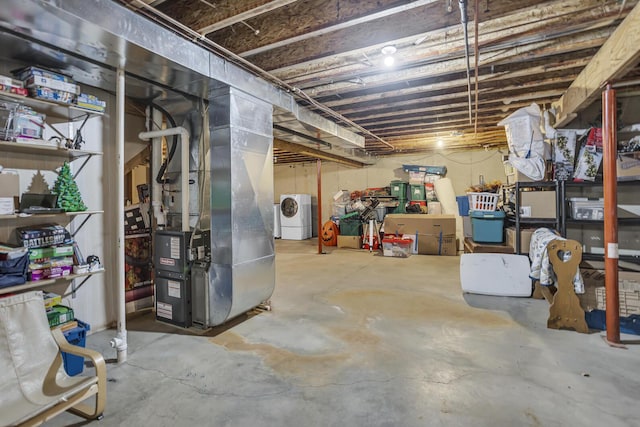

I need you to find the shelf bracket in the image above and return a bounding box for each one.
[72,154,93,179]
[70,275,92,299]
[71,214,93,237]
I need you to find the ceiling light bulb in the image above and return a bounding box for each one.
[384,56,395,67]
[437,139,444,148]
[381,45,396,55]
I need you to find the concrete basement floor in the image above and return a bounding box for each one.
[50,239,640,427]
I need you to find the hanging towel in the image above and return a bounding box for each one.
[529,228,584,294]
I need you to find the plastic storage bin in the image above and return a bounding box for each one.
[339,220,362,236]
[390,180,408,198]
[382,237,412,258]
[568,197,604,220]
[470,210,505,243]
[409,184,426,201]
[61,320,90,376]
[467,192,499,211]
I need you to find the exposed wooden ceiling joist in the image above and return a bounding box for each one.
[131,0,640,163]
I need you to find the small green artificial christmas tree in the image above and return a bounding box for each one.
[53,162,87,212]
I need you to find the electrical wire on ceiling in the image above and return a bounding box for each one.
[123,0,395,151]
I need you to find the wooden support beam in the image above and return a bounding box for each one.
[273,138,365,168]
[554,2,640,126]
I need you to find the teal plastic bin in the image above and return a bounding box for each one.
[390,181,408,199]
[409,184,426,201]
[470,210,505,243]
[393,198,407,214]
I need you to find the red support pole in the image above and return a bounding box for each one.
[317,159,323,255]
[602,84,620,345]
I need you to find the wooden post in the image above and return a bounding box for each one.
[317,159,323,254]
[602,84,620,345]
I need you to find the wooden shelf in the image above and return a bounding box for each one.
[0,210,103,221]
[0,140,102,158]
[0,269,105,295]
[0,91,104,121]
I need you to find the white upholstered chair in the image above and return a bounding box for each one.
[0,291,106,426]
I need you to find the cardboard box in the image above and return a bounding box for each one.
[337,235,362,249]
[0,173,19,214]
[463,237,513,254]
[520,190,556,218]
[505,227,535,254]
[383,214,456,256]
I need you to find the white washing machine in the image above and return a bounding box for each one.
[273,203,281,238]
[280,194,312,240]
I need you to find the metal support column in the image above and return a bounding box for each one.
[317,159,323,255]
[602,83,621,346]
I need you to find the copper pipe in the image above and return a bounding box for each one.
[317,159,323,254]
[602,84,620,344]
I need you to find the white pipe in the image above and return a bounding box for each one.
[138,127,190,232]
[114,67,128,363]
[149,108,165,226]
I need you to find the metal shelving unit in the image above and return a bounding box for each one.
[559,179,640,264]
[0,92,105,296]
[504,181,561,254]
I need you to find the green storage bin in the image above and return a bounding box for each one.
[393,199,407,214]
[339,220,362,236]
[409,184,426,201]
[390,180,408,199]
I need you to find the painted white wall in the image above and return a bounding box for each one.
[275,149,508,223]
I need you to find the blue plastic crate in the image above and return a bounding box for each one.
[470,210,505,243]
[61,319,90,376]
[456,196,470,216]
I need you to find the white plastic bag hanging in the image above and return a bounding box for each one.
[498,103,547,181]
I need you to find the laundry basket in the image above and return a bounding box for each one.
[467,192,499,211]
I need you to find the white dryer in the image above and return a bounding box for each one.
[280,194,312,240]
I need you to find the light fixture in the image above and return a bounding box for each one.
[381,45,396,55]
[381,45,396,67]
[437,139,444,148]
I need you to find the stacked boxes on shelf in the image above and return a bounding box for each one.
[28,244,74,281]
[0,74,28,96]
[15,66,79,104]
[76,93,106,113]
[15,224,73,281]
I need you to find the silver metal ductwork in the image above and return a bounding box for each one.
[208,88,275,325]
[0,0,367,330]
